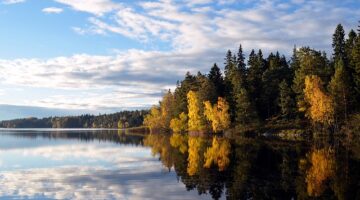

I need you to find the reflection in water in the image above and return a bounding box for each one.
[204,137,231,171]
[0,129,213,200]
[305,148,335,197]
[144,133,360,200]
[0,129,360,199]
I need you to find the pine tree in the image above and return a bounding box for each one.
[278,80,295,118]
[235,87,259,128]
[246,49,263,107]
[329,59,351,122]
[332,24,346,63]
[224,50,234,77]
[208,63,225,97]
[236,44,247,84]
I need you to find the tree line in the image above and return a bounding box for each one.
[0,110,147,128]
[144,23,360,133]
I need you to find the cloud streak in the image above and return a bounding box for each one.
[42,7,63,14]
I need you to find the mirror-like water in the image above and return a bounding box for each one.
[0,129,359,200]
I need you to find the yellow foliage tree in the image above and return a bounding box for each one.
[303,75,334,125]
[204,97,230,133]
[306,148,335,197]
[160,91,175,128]
[170,112,188,133]
[204,136,231,171]
[143,91,175,132]
[187,91,206,131]
[143,106,162,132]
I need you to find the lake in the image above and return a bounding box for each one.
[0,129,359,199]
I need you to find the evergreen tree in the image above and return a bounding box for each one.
[332,24,346,63]
[351,34,360,108]
[329,59,351,122]
[235,87,259,128]
[246,49,263,106]
[173,72,198,116]
[278,80,295,118]
[236,44,247,84]
[224,50,234,77]
[196,72,217,105]
[208,63,225,97]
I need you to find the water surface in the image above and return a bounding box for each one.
[0,129,359,200]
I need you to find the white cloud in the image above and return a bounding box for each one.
[54,0,121,16]
[1,0,25,4]
[42,7,63,14]
[2,0,360,110]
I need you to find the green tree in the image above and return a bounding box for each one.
[235,88,259,128]
[278,80,295,118]
[208,63,225,98]
[329,59,351,122]
[236,44,247,85]
[332,24,346,63]
[246,49,264,116]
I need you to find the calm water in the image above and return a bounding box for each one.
[0,129,359,200]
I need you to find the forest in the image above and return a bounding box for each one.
[144,23,360,134]
[0,110,147,128]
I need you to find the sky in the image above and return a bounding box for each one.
[0,0,359,120]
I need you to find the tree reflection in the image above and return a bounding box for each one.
[187,136,206,176]
[305,148,335,197]
[143,133,360,200]
[204,136,231,171]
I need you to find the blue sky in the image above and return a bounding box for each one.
[0,0,359,120]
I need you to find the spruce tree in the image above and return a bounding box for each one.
[278,80,295,118]
[236,44,247,84]
[329,59,351,122]
[235,88,258,128]
[332,24,346,63]
[208,63,225,98]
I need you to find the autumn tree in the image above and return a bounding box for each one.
[160,90,176,129]
[204,97,231,133]
[143,106,162,132]
[292,47,331,113]
[303,75,334,125]
[187,91,207,132]
[170,112,188,133]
